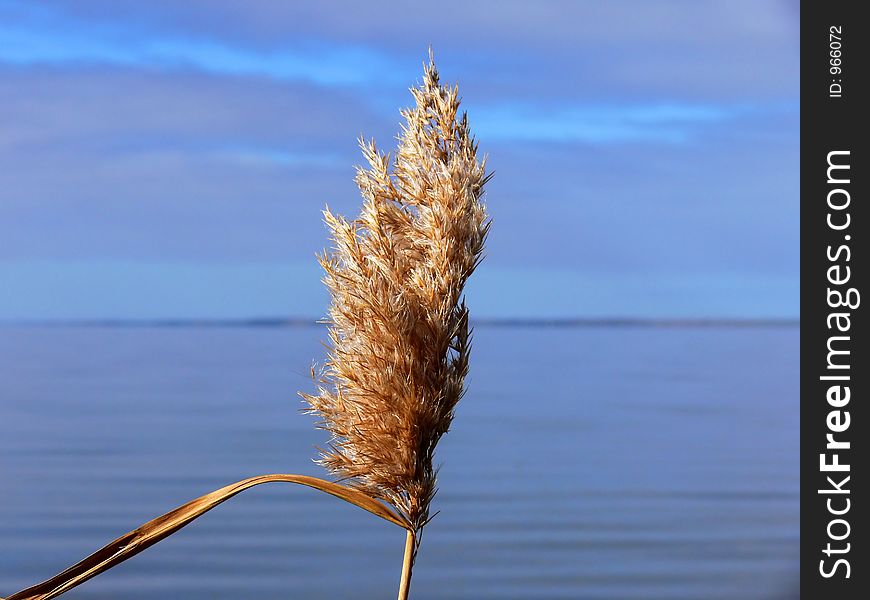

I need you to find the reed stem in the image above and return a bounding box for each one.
[397,529,415,600]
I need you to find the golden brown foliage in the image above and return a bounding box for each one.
[3,474,406,600]
[302,57,490,533]
[1,55,487,600]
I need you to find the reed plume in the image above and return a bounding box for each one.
[302,56,490,541]
[3,54,488,600]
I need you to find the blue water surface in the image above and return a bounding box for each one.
[0,324,799,599]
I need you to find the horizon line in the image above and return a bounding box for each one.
[0,316,800,329]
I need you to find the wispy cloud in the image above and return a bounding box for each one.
[0,0,799,319]
[470,103,743,144]
[0,2,403,86]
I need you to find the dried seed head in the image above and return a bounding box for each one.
[301,56,490,532]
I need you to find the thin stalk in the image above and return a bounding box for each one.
[397,529,416,600]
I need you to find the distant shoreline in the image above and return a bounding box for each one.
[0,317,800,329]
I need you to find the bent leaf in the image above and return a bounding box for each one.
[5,474,409,600]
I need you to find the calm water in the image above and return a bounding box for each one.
[0,325,799,599]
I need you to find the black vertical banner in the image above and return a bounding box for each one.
[801,2,866,598]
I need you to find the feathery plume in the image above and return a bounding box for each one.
[302,56,490,535]
[2,52,489,600]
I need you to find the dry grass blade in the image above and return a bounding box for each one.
[3,53,487,600]
[4,474,409,600]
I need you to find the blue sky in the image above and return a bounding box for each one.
[0,0,799,320]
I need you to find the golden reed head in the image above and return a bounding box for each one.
[302,55,490,533]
